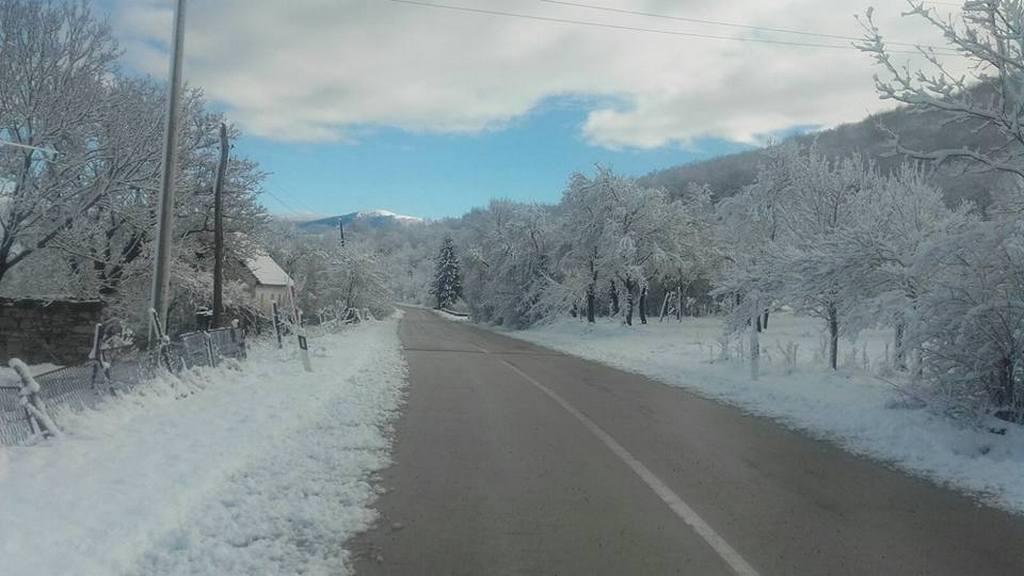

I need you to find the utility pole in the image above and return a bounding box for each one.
[338,218,345,247]
[212,122,228,328]
[150,0,188,338]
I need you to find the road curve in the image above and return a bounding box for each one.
[349,307,1024,575]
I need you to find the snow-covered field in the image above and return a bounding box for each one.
[0,316,407,575]
[503,312,1024,515]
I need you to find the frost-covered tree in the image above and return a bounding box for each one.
[917,221,1024,416]
[0,1,269,336]
[780,152,876,370]
[718,144,869,370]
[328,243,392,318]
[859,1,1024,180]
[716,143,799,335]
[459,200,554,327]
[552,167,700,326]
[0,0,120,285]
[557,170,614,323]
[859,1,1024,417]
[800,163,974,370]
[431,236,463,309]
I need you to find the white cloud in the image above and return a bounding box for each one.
[114,0,965,148]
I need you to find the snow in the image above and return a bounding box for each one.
[0,315,407,575]
[500,312,1024,515]
[243,250,293,287]
[358,209,422,223]
[0,362,62,387]
[434,308,469,321]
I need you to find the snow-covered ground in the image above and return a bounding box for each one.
[502,312,1024,515]
[0,316,407,575]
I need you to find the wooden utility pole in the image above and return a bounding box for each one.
[212,122,228,327]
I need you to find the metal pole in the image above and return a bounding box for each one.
[150,0,188,338]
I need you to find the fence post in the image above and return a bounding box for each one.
[272,301,283,349]
[231,319,247,359]
[88,323,111,392]
[205,331,217,367]
[150,308,173,372]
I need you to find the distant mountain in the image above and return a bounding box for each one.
[641,83,1010,212]
[296,209,423,234]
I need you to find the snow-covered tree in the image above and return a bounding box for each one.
[908,220,1024,417]
[552,167,702,326]
[799,163,974,370]
[431,236,463,309]
[459,200,554,327]
[859,1,1024,180]
[0,0,119,286]
[717,144,869,370]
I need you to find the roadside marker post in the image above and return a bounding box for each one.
[272,301,283,349]
[289,286,313,373]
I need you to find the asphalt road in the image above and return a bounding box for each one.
[349,307,1024,575]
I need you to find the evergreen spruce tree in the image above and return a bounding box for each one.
[431,236,463,309]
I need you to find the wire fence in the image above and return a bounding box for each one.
[0,326,248,446]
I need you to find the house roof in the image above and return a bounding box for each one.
[243,251,293,287]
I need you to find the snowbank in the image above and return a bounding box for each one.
[434,308,470,321]
[0,317,406,575]
[504,313,1024,515]
[0,361,62,386]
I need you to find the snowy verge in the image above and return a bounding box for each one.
[0,316,407,576]
[434,308,470,321]
[494,314,1024,515]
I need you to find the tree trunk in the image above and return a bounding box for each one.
[587,262,596,323]
[639,285,648,324]
[659,292,671,322]
[586,282,595,323]
[994,354,1015,408]
[624,278,635,326]
[828,304,839,371]
[893,321,906,371]
[762,308,770,330]
[609,280,619,316]
[750,317,760,381]
[677,285,683,321]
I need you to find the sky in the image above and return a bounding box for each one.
[105,0,962,219]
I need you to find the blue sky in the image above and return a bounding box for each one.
[234,98,752,220]
[109,1,954,221]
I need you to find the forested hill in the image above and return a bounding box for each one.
[641,86,1009,212]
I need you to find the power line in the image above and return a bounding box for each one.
[279,187,323,216]
[264,185,323,218]
[386,0,951,55]
[538,0,957,52]
[262,188,303,215]
[0,139,60,156]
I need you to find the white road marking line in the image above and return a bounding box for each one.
[499,358,761,576]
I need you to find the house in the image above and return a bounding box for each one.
[238,251,294,318]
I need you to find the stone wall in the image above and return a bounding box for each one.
[0,298,104,365]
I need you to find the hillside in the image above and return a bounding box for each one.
[643,89,1010,212]
[296,209,423,234]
